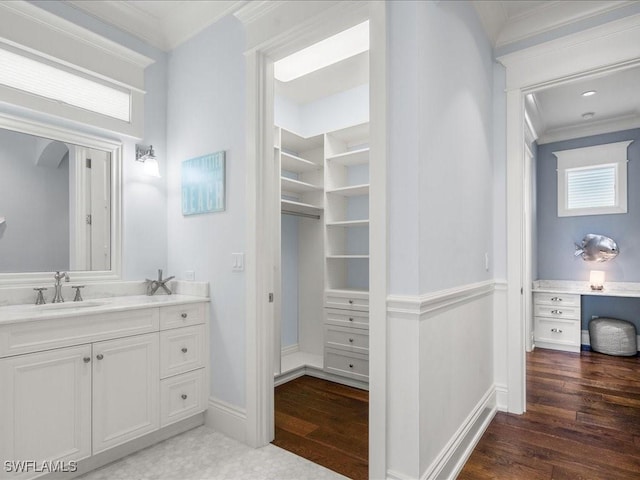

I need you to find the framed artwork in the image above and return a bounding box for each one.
[182,151,225,215]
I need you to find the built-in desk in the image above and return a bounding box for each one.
[532,280,640,352]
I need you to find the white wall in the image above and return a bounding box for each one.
[166,15,246,408]
[387,2,496,477]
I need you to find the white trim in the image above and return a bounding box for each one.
[0,112,122,286]
[494,384,509,412]
[387,280,495,318]
[274,362,369,390]
[206,397,247,444]
[538,114,640,145]
[422,387,497,480]
[499,13,640,416]
[280,343,299,356]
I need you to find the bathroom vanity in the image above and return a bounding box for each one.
[0,292,209,479]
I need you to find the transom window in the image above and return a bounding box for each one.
[555,140,633,217]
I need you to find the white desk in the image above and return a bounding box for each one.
[532,280,640,352]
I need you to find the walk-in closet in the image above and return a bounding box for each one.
[270,21,371,479]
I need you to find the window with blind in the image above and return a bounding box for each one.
[555,140,633,217]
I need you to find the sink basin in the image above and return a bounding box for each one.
[37,300,107,310]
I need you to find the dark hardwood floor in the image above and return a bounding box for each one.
[460,348,640,479]
[273,376,368,480]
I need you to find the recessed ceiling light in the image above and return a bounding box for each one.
[582,112,595,120]
[274,21,369,82]
[582,90,597,97]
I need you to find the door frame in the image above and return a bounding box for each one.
[243,1,388,478]
[499,14,640,414]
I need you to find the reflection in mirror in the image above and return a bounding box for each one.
[0,128,111,273]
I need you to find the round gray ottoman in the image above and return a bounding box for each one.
[588,317,637,356]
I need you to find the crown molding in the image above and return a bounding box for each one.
[233,0,285,26]
[538,113,640,144]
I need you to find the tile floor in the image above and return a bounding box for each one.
[78,426,347,480]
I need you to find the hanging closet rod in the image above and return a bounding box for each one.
[281,210,321,220]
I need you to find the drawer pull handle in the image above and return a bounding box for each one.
[551,297,562,302]
[181,313,188,319]
[181,347,188,353]
[181,394,188,400]
[551,310,562,315]
[349,317,354,322]
[349,363,354,368]
[551,328,563,333]
[348,300,354,304]
[349,338,354,343]
[83,357,91,363]
[96,354,104,360]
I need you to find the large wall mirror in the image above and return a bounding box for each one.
[0,114,121,286]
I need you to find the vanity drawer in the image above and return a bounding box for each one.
[324,348,368,382]
[534,293,580,307]
[324,325,369,354]
[534,317,580,349]
[160,325,205,378]
[0,309,159,358]
[324,308,369,330]
[534,304,580,320]
[160,303,205,330]
[325,291,369,312]
[160,368,206,427]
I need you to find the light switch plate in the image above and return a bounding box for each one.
[232,253,244,272]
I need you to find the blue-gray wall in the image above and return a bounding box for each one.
[537,128,640,334]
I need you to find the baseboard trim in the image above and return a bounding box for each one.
[495,383,508,412]
[274,363,369,390]
[422,386,497,480]
[206,397,247,443]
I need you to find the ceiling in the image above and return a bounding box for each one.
[63,1,639,136]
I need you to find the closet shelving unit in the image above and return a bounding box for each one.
[276,127,325,382]
[323,122,370,388]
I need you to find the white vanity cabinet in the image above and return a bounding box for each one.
[533,292,581,352]
[92,332,160,454]
[0,345,92,477]
[0,298,208,480]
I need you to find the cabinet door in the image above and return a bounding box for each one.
[0,345,91,478]
[92,333,159,454]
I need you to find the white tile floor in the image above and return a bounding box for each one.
[78,426,347,480]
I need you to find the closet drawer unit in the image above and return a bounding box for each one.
[324,348,368,382]
[324,308,369,330]
[160,325,205,378]
[324,325,369,354]
[325,291,369,312]
[160,303,205,330]
[160,368,206,427]
[534,304,580,320]
[534,292,580,307]
[534,317,580,351]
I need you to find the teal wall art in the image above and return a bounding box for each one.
[182,151,226,215]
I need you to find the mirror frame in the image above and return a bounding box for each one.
[0,112,122,286]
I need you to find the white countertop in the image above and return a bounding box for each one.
[533,280,640,298]
[0,294,209,325]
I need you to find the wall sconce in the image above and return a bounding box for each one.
[590,270,605,291]
[135,144,161,177]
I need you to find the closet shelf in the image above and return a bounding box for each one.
[281,177,322,194]
[281,199,323,217]
[326,255,369,259]
[281,152,322,173]
[326,184,369,197]
[326,147,370,166]
[326,219,369,227]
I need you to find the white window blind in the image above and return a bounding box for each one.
[0,48,131,122]
[566,165,616,210]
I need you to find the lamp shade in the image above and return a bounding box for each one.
[143,157,161,178]
[590,270,605,290]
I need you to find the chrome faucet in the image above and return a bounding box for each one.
[52,271,70,303]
